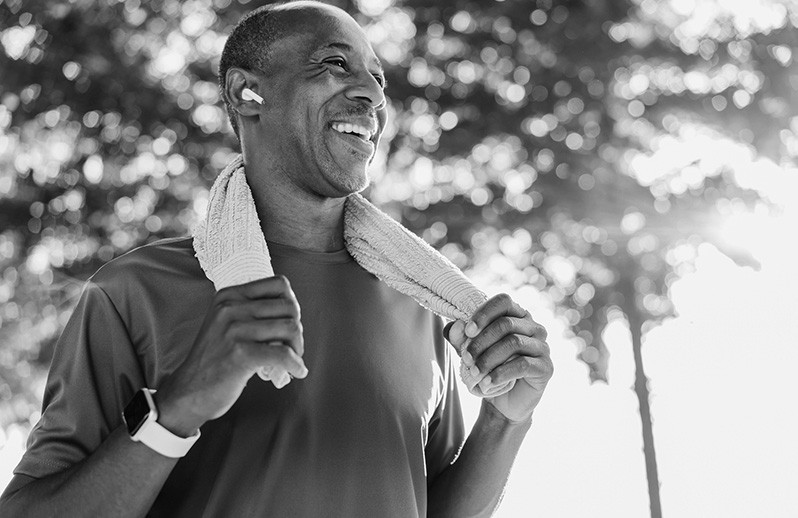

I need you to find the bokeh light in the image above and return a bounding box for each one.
[1,0,797,515]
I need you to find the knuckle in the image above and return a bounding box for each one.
[540,356,554,375]
[215,285,234,299]
[496,293,513,306]
[275,275,291,290]
[290,300,301,318]
[217,303,241,325]
[536,324,548,339]
[507,334,523,350]
[498,316,514,334]
[215,299,233,314]
[287,318,300,333]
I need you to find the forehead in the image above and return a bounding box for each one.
[270,5,379,65]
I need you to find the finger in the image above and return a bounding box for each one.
[443,320,468,350]
[215,298,301,326]
[478,355,553,394]
[468,335,549,379]
[230,318,304,356]
[240,342,309,379]
[465,293,527,338]
[465,314,542,360]
[443,321,454,341]
[235,298,301,320]
[218,275,297,302]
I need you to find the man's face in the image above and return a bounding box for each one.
[253,5,387,198]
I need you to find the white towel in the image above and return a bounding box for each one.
[193,155,515,397]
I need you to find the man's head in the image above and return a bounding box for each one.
[219,1,387,197]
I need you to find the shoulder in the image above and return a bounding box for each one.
[89,236,210,306]
[91,236,197,281]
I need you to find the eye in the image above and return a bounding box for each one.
[326,57,347,69]
[373,74,386,88]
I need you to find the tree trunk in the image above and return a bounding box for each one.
[619,279,663,518]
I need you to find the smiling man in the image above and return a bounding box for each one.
[0,2,552,517]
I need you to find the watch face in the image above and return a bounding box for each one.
[124,390,153,436]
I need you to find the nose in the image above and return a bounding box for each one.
[346,69,386,110]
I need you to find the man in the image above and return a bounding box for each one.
[0,2,553,516]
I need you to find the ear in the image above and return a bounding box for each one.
[225,67,265,120]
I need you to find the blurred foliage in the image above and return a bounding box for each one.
[0,0,796,438]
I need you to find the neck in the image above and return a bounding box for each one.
[241,152,347,253]
[255,192,346,252]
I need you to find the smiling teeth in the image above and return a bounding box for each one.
[332,122,374,140]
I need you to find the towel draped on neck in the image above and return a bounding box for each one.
[193,155,515,398]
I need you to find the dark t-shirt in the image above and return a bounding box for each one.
[15,237,465,517]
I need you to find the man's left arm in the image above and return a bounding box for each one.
[427,294,554,518]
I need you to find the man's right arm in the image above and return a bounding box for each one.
[0,426,181,517]
[0,276,307,517]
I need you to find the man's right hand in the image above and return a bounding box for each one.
[154,276,307,437]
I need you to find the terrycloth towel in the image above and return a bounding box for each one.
[193,154,515,397]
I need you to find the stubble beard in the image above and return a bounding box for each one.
[329,164,370,195]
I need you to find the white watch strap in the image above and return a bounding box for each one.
[131,389,200,458]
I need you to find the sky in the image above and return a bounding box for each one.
[457,201,798,517]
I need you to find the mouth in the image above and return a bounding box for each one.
[329,121,377,157]
[330,121,377,142]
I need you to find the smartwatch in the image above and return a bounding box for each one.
[123,388,200,458]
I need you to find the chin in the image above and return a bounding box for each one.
[328,167,370,196]
[340,174,370,196]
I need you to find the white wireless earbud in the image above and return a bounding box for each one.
[241,87,264,105]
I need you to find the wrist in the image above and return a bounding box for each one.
[152,391,204,439]
[481,400,533,431]
[124,388,200,458]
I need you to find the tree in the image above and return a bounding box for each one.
[0,0,242,435]
[355,0,793,515]
[1,0,794,514]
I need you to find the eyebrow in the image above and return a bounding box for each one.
[322,42,385,74]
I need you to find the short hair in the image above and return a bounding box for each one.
[218,1,332,139]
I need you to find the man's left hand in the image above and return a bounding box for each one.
[445,294,554,423]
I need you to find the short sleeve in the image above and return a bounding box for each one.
[424,330,466,483]
[14,281,146,479]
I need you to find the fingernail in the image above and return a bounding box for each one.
[461,351,473,366]
[469,365,480,378]
[479,377,492,391]
[465,321,479,338]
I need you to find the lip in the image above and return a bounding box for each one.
[328,125,375,157]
